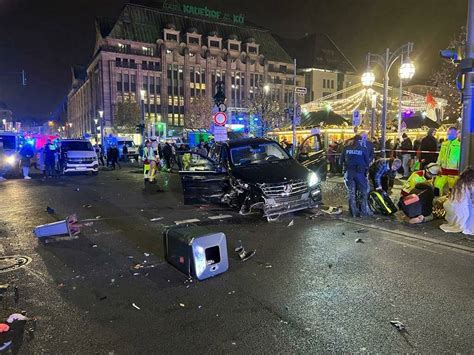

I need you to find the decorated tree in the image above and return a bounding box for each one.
[245,84,285,135]
[429,27,465,121]
[114,97,141,132]
[185,96,214,129]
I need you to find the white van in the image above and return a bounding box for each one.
[61,139,98,175]
[116,137,138,160]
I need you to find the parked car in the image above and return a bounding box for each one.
[60,139,99,175]
[178,138,322,221]
[0,132,21,177]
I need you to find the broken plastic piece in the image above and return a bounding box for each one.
[355,238,364,243]
[288,220,294,227]
[82,204,92,208]
[132,303,141,310]
[149,217,163,222]
[321,206,343,215]
[390,320,406,331]
[179,303,185,308]
[34,214,81,239]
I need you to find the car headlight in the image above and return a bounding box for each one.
[308,172,319,187]
[4,156,16,165]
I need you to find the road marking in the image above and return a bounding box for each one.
[174,218,201,225]
[208,215,233,220]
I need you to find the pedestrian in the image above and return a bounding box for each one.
[419,128,438,169]
[143,140,158,182]
[401,162,441,196]
[109,145,120,169]
[369,157,402,193]
[122,144,129,162]
[400,133,413,179]
[327,143,338,174]
[435,126,461,195]
[440,167,474,235]
[335,139,344,174]
[95,144,105,166]
[19,143,34,179]
[162,142,173,171]
[339,135,370,217]
[44,139,56,178]
[197,142,207,156]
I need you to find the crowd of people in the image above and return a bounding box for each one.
[337,127,473,235]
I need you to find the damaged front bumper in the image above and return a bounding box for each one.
[262,187,321,218]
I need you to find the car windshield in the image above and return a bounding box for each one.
[118,141,135,147]
[230,142,290,166]
[0,135,16,150]
[61,141,93,151]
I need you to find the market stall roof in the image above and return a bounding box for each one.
[402,113,440,129]
[300,110,349,127]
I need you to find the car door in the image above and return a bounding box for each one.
[178,152,229,205]
[296,134,328,181]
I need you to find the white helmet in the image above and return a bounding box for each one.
[425,163,441,176]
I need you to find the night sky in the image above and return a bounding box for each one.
[0,0,468,121]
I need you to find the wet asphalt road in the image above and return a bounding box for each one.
[0,167,473,354]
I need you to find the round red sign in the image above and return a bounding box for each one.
[213,112,227,126]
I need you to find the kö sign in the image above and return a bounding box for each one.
[163,1,245,25]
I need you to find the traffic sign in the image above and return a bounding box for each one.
[295,86,307,95]
[352,110,360,127]
[213,112,227,126]
[295,104,301,118]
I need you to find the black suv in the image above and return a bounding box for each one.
[178,138,322,221]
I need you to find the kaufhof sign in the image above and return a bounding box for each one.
[163,1,245,25]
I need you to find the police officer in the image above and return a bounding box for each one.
[339,135,370,217]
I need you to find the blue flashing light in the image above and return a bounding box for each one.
[238,117,244,121]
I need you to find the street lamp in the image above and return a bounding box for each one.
[140,89,146,146]
[361,71,375,87]
[98,110,104,146]
[363,42,415,157]
[263,84,270,94]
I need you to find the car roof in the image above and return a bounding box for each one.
[223,138,276,148]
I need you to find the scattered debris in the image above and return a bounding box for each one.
[144,253,150,257]
[57,283,65,288]
[99,296,107,301]
[45,206,55,214]
[82,204,92,208]
[342,232,346,236]
[235,244,256,262]
[355,238,364,243]
[198,305,202,309]
[321,206,343,215]
[390,320,406,331]
[75,188,80,191]
[127,256,134,259]
[91,244,98,248]
[132,303,141,310]
[231,342,236,346]
[174,218,200,225]
[265,264,272,269]
[149,217,163,222]
[95,216,101,219]
[179,303,185,308]
[34,214,81,240]
[355,229,369,234]
[133,273,140,276]
[228,291,236,295]
[83,222,94,227]
[288,220,294,227]
[328,263,333,268]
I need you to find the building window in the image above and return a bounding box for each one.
[229,43,239,51]
[188,36,200,45]
[209,40,220,48]
[248,46,258,54]
[142,46,153,56]
[117,43,131,53]
[124,74,129,92]
[117,73,123,92]
[280,65,287,73]
[115,58,121,68]
[331,80,334,89]
[130,59,137,69]
[322,79,326,88]
[131,75,136,92]
[166,33,178,42]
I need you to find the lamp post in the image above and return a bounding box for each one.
[98,110,104,146]
[362,43,415,157]
[140,89,146,147]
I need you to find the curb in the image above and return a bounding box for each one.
[338,217,474,254]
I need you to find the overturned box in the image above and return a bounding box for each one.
[163,226,228,280]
